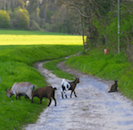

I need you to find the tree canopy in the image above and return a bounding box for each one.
[0,0,133,54]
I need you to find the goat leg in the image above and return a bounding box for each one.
[19,95,21,100]
[31,98,33,103]
[53,98,57,106]
[64,91,67,98]
[65,94,67,98]
[61,92,64,99]
[40,98,43,104]
[48,98,52,106]
[74,91,77,97]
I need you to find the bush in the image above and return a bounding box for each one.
[13,8,30,29]
[0,10,10,28]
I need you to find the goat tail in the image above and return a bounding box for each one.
[52,87,57,98]
[53,87,57,91]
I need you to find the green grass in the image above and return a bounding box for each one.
[43,58,74,80]
[65,48,133,99]
[0,30,82,130]
[0,29,72,35]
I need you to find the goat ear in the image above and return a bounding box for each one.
[8,87,11,91]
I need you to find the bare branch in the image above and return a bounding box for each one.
[69,5,93,18]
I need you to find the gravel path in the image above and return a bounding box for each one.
[24,61,133,130]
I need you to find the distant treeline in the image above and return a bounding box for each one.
[0,0,81,35]
[1,0,133,56]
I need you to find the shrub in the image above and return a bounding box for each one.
[0,10,10,28]
[13,8,30,29]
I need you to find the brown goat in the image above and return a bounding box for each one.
[61,78,80,99]
[108,80,118,92]
[32,86,57,106]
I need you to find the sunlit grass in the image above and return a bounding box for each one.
[0,30,82,45]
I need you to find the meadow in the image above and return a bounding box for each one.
[0,30,82,45]
[44,46,133,102]
[2,29,133,130]
[0,30,82,130]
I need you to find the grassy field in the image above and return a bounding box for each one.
[0,30,82,45]
[0,30,82,130]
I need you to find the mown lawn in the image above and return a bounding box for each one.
[0,30,82,130]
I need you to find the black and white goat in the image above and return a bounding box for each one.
[60,78,79,99]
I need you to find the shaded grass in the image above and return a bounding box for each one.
[0,29,72,35]
[65,48,133,100]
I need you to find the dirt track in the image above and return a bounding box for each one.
[24,61,133,130]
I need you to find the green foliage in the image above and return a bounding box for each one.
[0,10,10,28]
[97,0,113,16]
[46,10,54,22]
[13,8,30,29]
[93,2,133,51]
[29,20,43,31]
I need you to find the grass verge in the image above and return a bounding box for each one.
[43,58,74,80]
[65,48,133,100]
